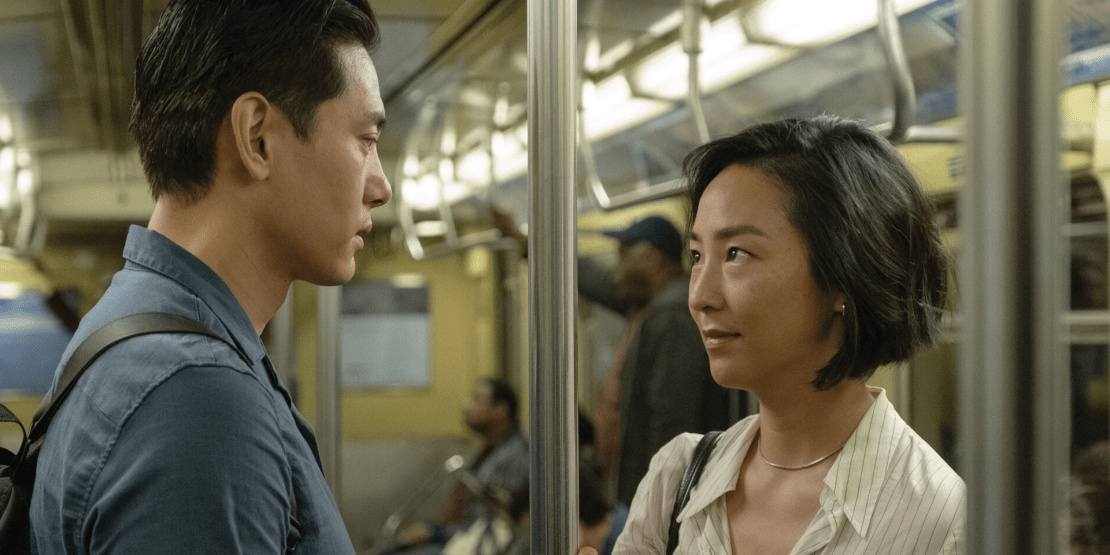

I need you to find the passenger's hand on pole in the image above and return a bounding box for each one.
[397,521,432,546]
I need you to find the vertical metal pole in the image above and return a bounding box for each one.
[316,285,342,502]
[958,0,1066,553]
[528,0,579,552]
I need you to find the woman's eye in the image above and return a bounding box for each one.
[690,250,701,264]
[726,247,743,261]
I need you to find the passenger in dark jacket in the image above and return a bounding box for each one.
[580,216,736,505]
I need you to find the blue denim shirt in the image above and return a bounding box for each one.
[30,226,355,555]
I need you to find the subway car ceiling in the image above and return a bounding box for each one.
[1,2,1110,362]
[1,0,1109,253]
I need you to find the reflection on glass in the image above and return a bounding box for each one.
[1070,174,1110,554]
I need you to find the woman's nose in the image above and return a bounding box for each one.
[688,265,722,314]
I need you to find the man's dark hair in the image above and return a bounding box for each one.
[130,0,380,202]
[684,115,948,391]
[485,378,519,424]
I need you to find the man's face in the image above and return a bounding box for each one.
[463,383,499,433]
[616,241,658,309]
[263,43,391,286]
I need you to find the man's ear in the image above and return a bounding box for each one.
[229,92,272,181]
[646,245,669,269]
[493,402,510,423]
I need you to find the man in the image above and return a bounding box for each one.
[393,378,528,554]
[580,216,735,506]
[30,1,389,553]
[492,211,734,506]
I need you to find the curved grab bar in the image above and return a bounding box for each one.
[876,0,917,142]
[684,0,711,144]
[582,0,705,212]
[376,455,470,548]
[399,89,502,261]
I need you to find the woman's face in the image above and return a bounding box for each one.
[688,164,844,392]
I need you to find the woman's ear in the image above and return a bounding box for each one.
[833,291,847,315]
[229,92,272,181]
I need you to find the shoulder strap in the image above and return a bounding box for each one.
[666,430,723,555]
[27,312,248,443]
[14,312,305,552]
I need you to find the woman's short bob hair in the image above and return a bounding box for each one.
[685,115,948,391]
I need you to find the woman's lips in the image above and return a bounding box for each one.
[702,329,740,348]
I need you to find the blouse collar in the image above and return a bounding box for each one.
[678,388,897,539]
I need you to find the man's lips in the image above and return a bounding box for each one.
[355,224,373,248]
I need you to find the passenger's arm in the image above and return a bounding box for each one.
[86,365,292,555]
[577,256,629,315]
[440,483,470,525]
[492,208,629,315]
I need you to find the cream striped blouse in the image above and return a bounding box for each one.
[612,388,965,554]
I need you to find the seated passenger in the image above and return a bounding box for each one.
[579,455,628,555]
[500,455,628,555]
[388,378,528,554]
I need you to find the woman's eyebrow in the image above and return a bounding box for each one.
[690,224,768,242]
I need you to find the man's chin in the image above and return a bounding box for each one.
[302,265,356,287]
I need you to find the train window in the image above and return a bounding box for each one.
[1068,172,1110,553]
[340,277,431,388]
[907,174,1110,479]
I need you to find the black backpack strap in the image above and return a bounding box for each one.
[14,311,303,553]
[665,430,723,555]
[0,403,26,467]
[27,312,248,444]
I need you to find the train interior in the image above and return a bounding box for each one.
[1,0,1109,551]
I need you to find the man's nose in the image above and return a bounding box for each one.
[366,167,391,208]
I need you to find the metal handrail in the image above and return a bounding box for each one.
[581,0,705,212]
[875,0,916,142]
[377,455,468,547]
[403,0,938,254]
[585,0,921,213]
[684,0,711,144]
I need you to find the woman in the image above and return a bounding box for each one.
[611,116,964,554]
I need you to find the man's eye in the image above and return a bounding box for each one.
[690,251,701,263]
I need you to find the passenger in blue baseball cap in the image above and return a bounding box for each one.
[493,210,737,505]
[586,215,737,506]
[600,216,685,310]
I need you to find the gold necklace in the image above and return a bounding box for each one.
[757,433,842,471]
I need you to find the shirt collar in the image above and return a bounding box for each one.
[822,387,897,538]
[677,415,758,521]
[677,387,898,538]
[122,225,267,364]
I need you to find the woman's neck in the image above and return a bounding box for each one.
[753,380,876,469]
